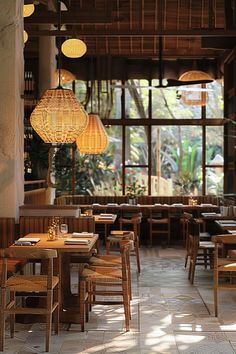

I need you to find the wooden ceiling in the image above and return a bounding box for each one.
[24,0,236,79]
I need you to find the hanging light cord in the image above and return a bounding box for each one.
[57,0,62,88]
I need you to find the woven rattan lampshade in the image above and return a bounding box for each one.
[61,38,87,58]
[23,30,28,43]
[54,69,76,85]
[178,70,212,106]
[30,88,89,143]
[76,113,109,154]
[23,4,35,17]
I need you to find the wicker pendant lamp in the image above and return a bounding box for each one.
[61,38,87,58]
[23,4,35,17]
[30,88,88,143]
[54,69,76,85]
[30,0,88,143]
[76,113,109,154]
[178,70,213,106]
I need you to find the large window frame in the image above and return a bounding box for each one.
[57,78,224,196]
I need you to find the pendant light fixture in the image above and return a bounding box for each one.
[23,4,35,17]
[178,70,213,106]
[76,113,109,154]
[30,0,88,143]
[61,38,87,58]
[23,30,28,43]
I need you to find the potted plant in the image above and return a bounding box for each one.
[126,178,147,204]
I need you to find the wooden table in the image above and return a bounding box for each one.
[11,233,98,323]
[93,214,117,241]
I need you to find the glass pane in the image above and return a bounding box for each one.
[206,80,224,118]
[55,127,123,196]
[125,126,148,165]
[151,80,201,119]
[125,167,148,197]
[74,80,87,105]
[151,126,203,195]
[93,126,123,195]
[205,126,224,165]
[206,167,223,195]
[125,79,149,118]
[109,80,122,119]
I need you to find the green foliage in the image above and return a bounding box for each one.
[125,176,147,199]
[55,145,117,196]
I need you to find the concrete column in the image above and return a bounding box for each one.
[0,0,24,219]
[38,28,57,204]
[38,27,57,96]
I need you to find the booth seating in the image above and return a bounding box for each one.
[55,194,219,207]
[0,218,26,275]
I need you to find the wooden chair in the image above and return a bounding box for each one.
[116,213,142,273]
[0,248,60,353]
[183,212,211,268]
[147,207,170,246]
[79,240,132,332]
[90,238,133,299]
[213,235,236,317]
[187,218,214,284]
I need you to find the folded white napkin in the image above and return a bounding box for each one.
[100,213,113,217]
[72,232,94,238]
[64,238,90,245]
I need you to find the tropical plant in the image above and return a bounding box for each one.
[126,177,147,199]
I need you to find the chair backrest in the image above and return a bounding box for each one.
[187,218,201,257]
[120,240,133,280]
[213,235,236,261]
[131,212,142,223]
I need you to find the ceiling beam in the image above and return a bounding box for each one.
[202,37,236,49]
[25,28,236,37]
[24,10,113,24]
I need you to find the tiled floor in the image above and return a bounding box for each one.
[3,246,236,353]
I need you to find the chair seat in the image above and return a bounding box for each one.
[82,266,122,281]
[6,275,59,292]
[89,255,121,266]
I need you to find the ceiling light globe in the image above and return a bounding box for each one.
[23,30,28,43]
[23,4,35,17]
[61,39,87,58]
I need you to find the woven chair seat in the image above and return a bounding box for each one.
[6,275,59,292]
[81,266,122,281]
[89,255,121,266]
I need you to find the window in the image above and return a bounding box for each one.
[55,79,224,196]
